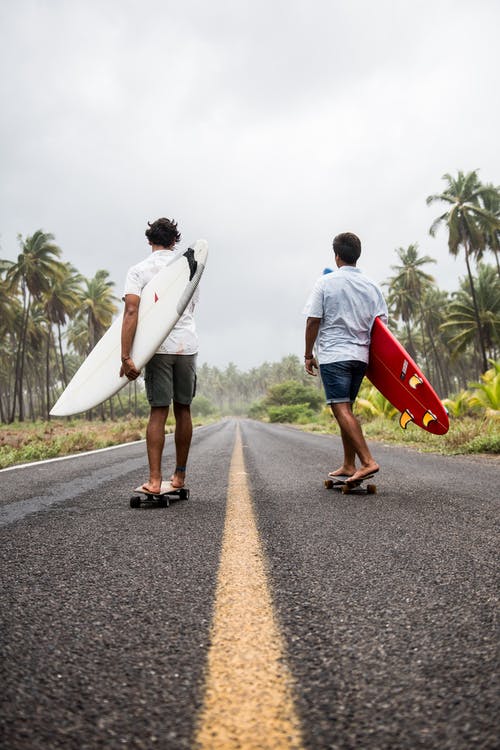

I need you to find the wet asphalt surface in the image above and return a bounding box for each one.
[0,419,498,749]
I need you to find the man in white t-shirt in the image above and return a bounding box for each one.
[120,217,199,493]
[304,232,388,483]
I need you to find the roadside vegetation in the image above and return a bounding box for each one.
[1,360,498,468]
[0,169,499,466]
[247,360,500,456]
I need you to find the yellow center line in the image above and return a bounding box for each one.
[195,425,304,749]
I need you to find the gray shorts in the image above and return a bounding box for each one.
[144,354,197,407]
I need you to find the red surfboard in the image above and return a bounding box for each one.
[366,317,449,435]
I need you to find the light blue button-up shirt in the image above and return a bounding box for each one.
[304,266,388,364]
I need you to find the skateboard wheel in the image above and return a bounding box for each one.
[180,488,189,500]
[158,497,169,507]
[130,496,141,509]
[324,480,333,489]
[341,485,351,495]
[367,484,377,494]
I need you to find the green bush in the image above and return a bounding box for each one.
[468,359,500,413]
[442,391,476,418]
[464,432,500,454]
[247,400,268,419]
[265,380,323,410]
[191,395,216,417]
[268,404,316,423]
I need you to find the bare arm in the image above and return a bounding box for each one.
[120,294,141,380]
[304,317,321,376]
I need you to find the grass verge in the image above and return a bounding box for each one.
[0,417,153,469]
[293,413,500,456]
[0,413,498,470]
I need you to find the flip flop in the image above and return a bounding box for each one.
[141,484,163,495]
[346,468,380,484]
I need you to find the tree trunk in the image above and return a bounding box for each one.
[464,243,488,372]
[46,328,52,420]
[9,301,26,422]
[404,321,418,361]
[417,303,432,375]
[12,294,32,422]
[426,323,449,396]
[57,323,68,386]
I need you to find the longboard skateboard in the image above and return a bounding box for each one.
[130,482,190,508]
[324,474,377,495]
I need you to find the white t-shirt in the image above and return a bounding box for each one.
[123,248,199,355]
[304,266,388,364]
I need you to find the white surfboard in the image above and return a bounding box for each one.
[50,240,208,416]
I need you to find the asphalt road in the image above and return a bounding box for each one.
[0,419,498,749]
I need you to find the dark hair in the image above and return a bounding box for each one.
[333,232,361,264]
[145,217,181,247]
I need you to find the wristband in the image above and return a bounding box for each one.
[304,355,314,360]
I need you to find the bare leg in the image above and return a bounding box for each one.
[329,418,357,476]
[331,402,379,481]
[170,401,193,488]
[143,405,169,493]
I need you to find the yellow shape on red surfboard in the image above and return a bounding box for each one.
[422,410,437,427]
[409,374,423,389]
[399,409,415,429]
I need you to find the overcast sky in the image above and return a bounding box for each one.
[1,0,499,369]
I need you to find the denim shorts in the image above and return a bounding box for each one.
[145,354,197,407]
[319,360,367,404]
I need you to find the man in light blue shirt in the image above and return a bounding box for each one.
[304,232,388,483]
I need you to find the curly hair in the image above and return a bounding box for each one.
[333,232,361,264]
[145,218,181,248]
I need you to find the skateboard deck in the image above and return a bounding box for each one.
[324,474,377,495]
[130,482,190,508]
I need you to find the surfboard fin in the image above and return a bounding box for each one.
[422,410,437,427]
[409,374,423,389]
[184,247,198,281]
[399,409,414,429]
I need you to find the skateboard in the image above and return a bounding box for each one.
[324,474,377,495]
[130,482,190,508]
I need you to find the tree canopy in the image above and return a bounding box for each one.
[1,169,499,422]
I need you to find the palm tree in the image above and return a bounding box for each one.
[427,170,500,372]
[74,270,118,420]
[43,263,83,388]
[440,264,500,369]
[419,287,453,395]
[0,271,22,422]
[26,302,49,418]
[78,270,117,353]
[5,230,63,421]
[384,283,418,358]
[480,183,500,275]
[385,244,436,364]
[0,268,18,339]
[66,316,91,359]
